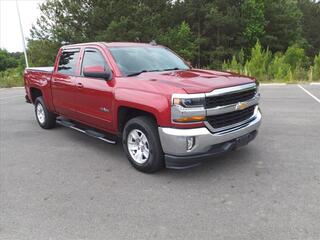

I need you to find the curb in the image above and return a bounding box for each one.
[261,82,320,86]
[260,83,287,86]
[0,87,24,90]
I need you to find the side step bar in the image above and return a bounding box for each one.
[56,118,116,144]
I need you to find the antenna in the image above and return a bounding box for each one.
[16,0,29,68]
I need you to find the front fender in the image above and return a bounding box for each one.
[114,88,171,128]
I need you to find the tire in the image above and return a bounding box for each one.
[34,97,56,129]
[122,116,164,173]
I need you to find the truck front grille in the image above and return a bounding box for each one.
[206,88,256,108]
[206,105,256,129]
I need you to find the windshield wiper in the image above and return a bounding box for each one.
[162,67,186,71]
[127,69,163,77]
[126,70,149,77]
[126,68,186,77]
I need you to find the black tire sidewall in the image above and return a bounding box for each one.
[34,97,55,129]
[122,117,164,172]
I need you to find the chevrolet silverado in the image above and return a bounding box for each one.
[24,42,261,173]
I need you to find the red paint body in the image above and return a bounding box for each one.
[24,42,256,135]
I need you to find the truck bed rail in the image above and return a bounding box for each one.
[25,67,54,73]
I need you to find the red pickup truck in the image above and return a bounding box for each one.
[24,42,261,173]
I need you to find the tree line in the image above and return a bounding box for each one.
[1,0,320,86]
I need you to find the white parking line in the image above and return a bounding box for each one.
[260,83,287,86]
[298,85,320,104]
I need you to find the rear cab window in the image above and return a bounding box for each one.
[57,49,80,75]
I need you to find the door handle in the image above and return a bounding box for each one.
[77,83,83,88]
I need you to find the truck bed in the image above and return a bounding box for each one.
[24,67,54,98]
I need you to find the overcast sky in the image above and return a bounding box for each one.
[0,0,45,52]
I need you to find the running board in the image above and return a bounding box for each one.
[56,118,117,144]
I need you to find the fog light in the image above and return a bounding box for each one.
[186,137,195,151]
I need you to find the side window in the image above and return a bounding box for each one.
[81,49,109,75]
[58,50,80,75]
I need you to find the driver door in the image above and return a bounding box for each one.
[74,47,114,131]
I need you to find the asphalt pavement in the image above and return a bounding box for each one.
[0,84,320,240]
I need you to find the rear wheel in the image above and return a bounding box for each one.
[34,97,56,129]
[122,116,164,173]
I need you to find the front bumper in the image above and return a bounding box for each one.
[158,110,262,169]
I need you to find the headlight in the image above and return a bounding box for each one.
[172,97,205,108]
[171,93,206,123]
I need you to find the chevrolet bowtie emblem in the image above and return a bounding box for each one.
[235,102,248,111]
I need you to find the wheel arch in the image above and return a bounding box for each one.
[117,106,158,134]
[29,87,43,103]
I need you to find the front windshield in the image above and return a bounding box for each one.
[109,46,190,76]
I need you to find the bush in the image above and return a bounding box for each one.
[229,56,243,74]
[313,54,320,81]
[0,67,24,88]
[221,42,316,82]
[282,45,309,82]
[221,49,245,74]
[269,53,291,81]
[284,44,308,70]
[245,41,272,81]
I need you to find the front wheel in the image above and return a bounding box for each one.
[34,97,56,129]
[122,116,164,173]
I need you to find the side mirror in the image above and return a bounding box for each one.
[83,66,112,80]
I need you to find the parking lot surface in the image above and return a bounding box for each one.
[0,84,320,240]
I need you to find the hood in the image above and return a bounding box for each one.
[132,69,256,94]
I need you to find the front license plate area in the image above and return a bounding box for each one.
[235,131,257,148]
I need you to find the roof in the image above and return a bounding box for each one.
[62,41,160,49]
[104,42,157,47]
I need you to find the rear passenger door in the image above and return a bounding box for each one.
[51,49,80,118]
[75,47,114,131]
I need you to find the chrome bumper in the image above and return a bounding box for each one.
[158,109,261,166]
